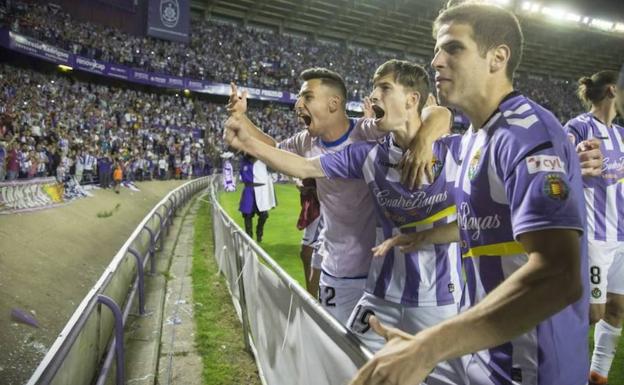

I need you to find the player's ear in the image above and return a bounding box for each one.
[328,95,341,113]
[490,44,511,75]
[406,91,420,111]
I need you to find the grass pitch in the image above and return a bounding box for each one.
[218,182,624,384]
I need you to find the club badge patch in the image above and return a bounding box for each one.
[543,174,569,200]
[468,149,482,180]
[431,155,443,180]
[592,287,602,299]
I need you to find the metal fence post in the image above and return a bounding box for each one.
[233,231,252,353]
[126,248,146,315]
[95,295,124,385]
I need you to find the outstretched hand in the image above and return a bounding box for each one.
[349,316,433,385]
[372,232,425,258]
[227,82,248,116]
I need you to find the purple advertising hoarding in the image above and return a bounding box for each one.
[147,0,190,43]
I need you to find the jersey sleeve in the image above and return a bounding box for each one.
[493,124,584,239]
[319,141,374,180]
[278,130,308,156]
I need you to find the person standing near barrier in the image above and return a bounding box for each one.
[112,158,123,194]
[564,70,624,385]
[225,60,466,384]
[296,177,323,296]
[98,152,113,189]
[226,70,452,325]
[349,4,589,384]
[239,153,276,242]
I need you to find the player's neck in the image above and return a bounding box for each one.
[591,103,616,127]
[393,115,422,150]
[319,114,350,142]
[465,81,514,129]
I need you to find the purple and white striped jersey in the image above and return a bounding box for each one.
[279,118,380,281]
[456,92,588,385]
[319,131,463,307]
[565,113,624,242]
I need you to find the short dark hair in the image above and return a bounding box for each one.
[299,67,347,107]
[373,59,431,114]
[577,70,619,108]
[433,2,524,81]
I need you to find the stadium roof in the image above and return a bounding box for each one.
[193,0,624,79]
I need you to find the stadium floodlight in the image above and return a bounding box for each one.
[485,0,511,6]
[522,1,532,11]
[582,16,590,24]
[530,3,541,13]
[541,6,567,21]
[58,64,73,72]
[565,13,582,23]
[590,18,614,31]
[614,23,624,33]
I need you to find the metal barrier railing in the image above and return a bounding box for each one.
[27,177,211,385]
[208,177,372,385]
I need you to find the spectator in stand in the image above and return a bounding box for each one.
[98,151,112,188]
[6,142,18,181]
[1,0,593,123]
[112,158,123,194]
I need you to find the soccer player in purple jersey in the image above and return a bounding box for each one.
[350,3,589,385]
[226,69,452,325]
[226,59,465,384]
[565,70,624,385]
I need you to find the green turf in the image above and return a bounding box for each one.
[218,183,306,287]
[191,197,261,385]
[219,182,624,383]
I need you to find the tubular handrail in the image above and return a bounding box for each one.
[27,177,211,385]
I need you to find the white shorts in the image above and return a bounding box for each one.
[589,240,624,304]
[301,215,323,247]
[346,292,467,385]
[318,271,366,326]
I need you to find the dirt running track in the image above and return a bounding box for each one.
[0,180,184,385]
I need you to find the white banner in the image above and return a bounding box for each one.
[210,181,371,385]
[0,177,64,214]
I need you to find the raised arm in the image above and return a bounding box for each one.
[227,83,279,147]
[351,228,582,385]
[224,116,324,179]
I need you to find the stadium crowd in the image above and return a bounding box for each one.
[1,0,586,122]
[0,63,300,184]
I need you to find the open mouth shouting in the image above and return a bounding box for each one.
[297,111,312,127]
[371,105,385,122]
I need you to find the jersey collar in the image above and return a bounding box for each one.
[320,118,355,148]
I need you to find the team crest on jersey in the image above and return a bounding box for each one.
[431,155,443,180]
[468,149,482,180]
[592,287,602,299]
[543,174,569,200]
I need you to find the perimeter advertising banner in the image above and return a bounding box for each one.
[147,0,190,43]
[0,29,364,110]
